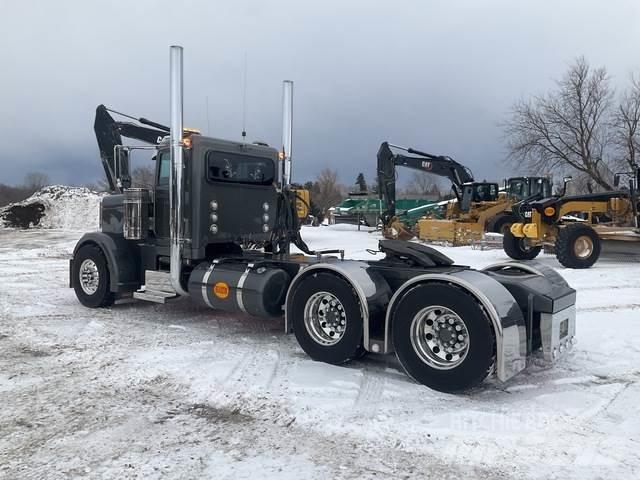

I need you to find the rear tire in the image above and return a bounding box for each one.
[391,283,495,393]
[73,245,115,308]
[503,230,542,260]
[555,223,601,269]
[289,272,364,365]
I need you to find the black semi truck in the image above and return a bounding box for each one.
[70,46,577,393]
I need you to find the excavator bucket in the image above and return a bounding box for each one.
[383,217,416,241]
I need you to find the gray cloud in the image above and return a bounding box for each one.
[1,0,639,187]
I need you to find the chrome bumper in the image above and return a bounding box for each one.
[540,304,577,362]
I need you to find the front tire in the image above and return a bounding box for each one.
[289,272,364,364]
[392,283,495,393]
[555,223,601,269]
[503,230,542,260]
[488,213,516,234]
[73,245,115,308]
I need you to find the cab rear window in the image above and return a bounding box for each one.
[206,151,275,185]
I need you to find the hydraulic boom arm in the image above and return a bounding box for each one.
[94,104,169,192]
[377,141,474,222]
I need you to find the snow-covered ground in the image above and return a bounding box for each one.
[1,224,639,479]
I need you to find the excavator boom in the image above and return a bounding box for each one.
[94,104,168,192]
[377,141,474,223]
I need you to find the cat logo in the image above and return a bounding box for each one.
[213,282,230,299]
[421,161,432,170]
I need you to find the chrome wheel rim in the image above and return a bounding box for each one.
[574,235,594,259]
[410,305,470,370]
[303,291,347,346]
[79,259,100,295]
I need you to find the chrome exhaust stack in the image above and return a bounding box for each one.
[169,45,188,296]
[281,80,294,186]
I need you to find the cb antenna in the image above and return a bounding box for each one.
[241,52,248,142]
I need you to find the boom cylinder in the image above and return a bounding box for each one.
[169,45,188,296]
[281,80,293,186]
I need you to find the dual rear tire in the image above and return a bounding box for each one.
[289,274,495,393]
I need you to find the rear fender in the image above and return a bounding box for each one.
[383,270,528,382]
[284,261,391,352]
[71,232,141,293]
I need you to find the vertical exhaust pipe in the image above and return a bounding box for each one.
[169,45,188,296]
[281,80,293,186]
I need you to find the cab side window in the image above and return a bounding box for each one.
[157,152,170,186]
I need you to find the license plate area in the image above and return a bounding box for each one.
[540,305,576,362]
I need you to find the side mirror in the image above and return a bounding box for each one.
[614,174,620,187]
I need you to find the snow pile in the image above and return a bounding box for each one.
[0,185,103,231]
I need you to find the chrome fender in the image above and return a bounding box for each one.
[383,270,528,382]
[284,260,391,352]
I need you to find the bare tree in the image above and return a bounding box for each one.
[310,169,345,215]
[131,165,155,189]
[23,172,51,191]
[504,57,614,190]
[611,75,640,173]
[403,172,442,198]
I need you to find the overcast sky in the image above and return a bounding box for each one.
[1,0,639,188]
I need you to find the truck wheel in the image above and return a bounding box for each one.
[555,223,601,269]
[289,272,364,364]
[503,231,541,260]
[392,283,495,393]
[488,213,516,234]
[73,245,115,308]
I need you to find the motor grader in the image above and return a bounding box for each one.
[504,168,640,268]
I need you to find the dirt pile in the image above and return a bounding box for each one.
[0,185,104,230]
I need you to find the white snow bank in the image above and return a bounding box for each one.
[0,185,103,231]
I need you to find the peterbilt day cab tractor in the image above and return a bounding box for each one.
[376,143,553,245]
[504,168,640,268]
[70,46,577,393]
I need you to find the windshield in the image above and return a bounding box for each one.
[472,183,498,202]
[206,151,275,186]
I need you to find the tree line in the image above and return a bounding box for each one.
[0,172,51,207]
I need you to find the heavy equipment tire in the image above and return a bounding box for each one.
[73,245,115,308]
[555,223,601,269]
[290,272,364,364]
[392,283,495,393]
[488,213,516,234]
[503,230,542,260]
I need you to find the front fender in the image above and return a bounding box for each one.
[71,232,141,293]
